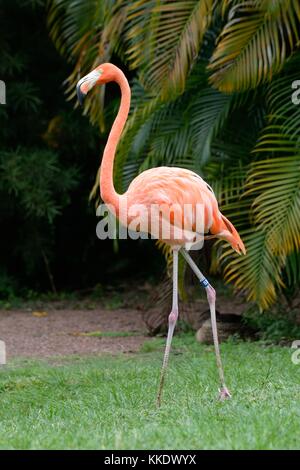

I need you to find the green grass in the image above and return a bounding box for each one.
[80,331,140,338]
[0,335,299,450]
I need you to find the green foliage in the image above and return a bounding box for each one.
[9,82,42,113]
[0,148,77,223]
[47,0,128,130]
[125,0,214,97]
[0,0,108,295]
[0,270,17,300]
[0,148,78,294]
[283,252,300,299]
[244,307,300,343]
[208,0,300,92]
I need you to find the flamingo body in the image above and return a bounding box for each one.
[122,166,245,252]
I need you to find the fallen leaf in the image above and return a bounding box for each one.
[32,311,48,318]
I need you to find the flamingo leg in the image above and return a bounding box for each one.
[157,247,179,407]
[180,248,231,400]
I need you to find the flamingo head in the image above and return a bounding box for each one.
[230,237,246,256]
[76,63,118,105]
[219,215,246,255]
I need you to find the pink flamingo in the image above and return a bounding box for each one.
[77,63,246,405]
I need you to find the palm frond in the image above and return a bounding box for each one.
[47,0,127,129]
[266,52,300,138]
[247,129,300,255]
[206,160,249,208]
[125,0,214,97]
[209,0,300,92]
[189,88,236,166]
[284,251,300,289]
[222,229,285,310]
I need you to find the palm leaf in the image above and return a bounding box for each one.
[266,52,300,138]
[206,160,249,209]
[247,130,300,255]
[189,88,238,166]
[284,251,300,288]
[222,229,284,310]
[47,0,127,129]
[209,0,300,92]
[125,0,214,97]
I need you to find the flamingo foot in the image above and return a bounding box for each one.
[218,386,231,401]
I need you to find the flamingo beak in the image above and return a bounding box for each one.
[76,82,86,106]
[76,69,102,106]
[238,241,246,256]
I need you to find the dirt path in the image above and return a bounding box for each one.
[0,308,148,359]
[0,291,247,359]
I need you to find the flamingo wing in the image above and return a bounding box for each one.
[126,167,216,236]
[125,166,246,254]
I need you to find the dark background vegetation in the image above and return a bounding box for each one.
[0,0,162,298]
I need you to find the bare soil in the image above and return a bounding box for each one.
[0,308,148,359]
[0,294,246,359]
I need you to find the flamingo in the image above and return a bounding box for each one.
[76,63,246,406]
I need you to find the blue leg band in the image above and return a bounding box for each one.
[200,278,209,288]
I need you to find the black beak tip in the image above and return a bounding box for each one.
[76,83,86,106]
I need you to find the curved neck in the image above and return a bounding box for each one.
[100,69,131,210]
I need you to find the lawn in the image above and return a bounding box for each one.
[0,335,299,450]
